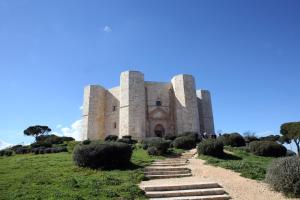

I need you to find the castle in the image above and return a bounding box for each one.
[81,71,215,140]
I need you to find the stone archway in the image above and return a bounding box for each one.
[154,124,165,137]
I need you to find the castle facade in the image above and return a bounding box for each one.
[81,71,214,140]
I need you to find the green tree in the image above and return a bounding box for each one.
[280,122,300,156]
[24,125,51,141]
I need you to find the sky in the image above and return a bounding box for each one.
[0,0,299,150]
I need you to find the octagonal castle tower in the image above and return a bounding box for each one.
[80,70,215,140]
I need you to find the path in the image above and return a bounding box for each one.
[140,150,231,200]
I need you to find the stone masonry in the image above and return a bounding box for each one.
[80,70,215,140]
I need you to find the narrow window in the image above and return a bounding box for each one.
[113,106,116,111]
[156,101,161,106]
[113,122,117,129]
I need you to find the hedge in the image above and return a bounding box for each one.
[249,141,287,157]
[197,139,224,157]
[73,141,132,169]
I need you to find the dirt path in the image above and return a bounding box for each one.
[188,155,300,200]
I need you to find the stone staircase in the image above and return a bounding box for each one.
[142,182,230,200]
[141,150,231,200]
[144,157,192,179]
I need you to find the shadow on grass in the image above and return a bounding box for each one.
[218,152,242,160]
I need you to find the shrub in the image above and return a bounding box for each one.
[36,134,75,144]
[244,136,259,143]
[0,150,13,156]
[142,137,171,155]
[177,132,200,143]
[265,156,300,197]
[105,135,118,141]
[31,141,52,148]
[147,147,158,155]
[164,134,177,141]
[218,133,246,147]
[122,135,132,140]
[249,141,287,157]
[173,136,196,150]
[82,139,91,145]
[15,147,31,154]
[73,142,132,169]
[117,136,137,145]
[197,139,224,157]
[4,150,13,156]
[11,145,23,151]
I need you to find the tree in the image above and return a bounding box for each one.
[24,125,51,141]
[280,122,300,156]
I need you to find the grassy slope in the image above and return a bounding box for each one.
[199,146,275,180]
[0,147,160,200]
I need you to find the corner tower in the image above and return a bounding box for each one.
[171,74,200,135]
[197,90,215,135]
[119,71,146,139]
[81,85,106,140]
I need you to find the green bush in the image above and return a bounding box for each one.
[244,136,259,143]
[15,147,31,154]
[36,134,75,144]
[105,135,118,141]
[31,141,52,148]
[265,156,300,197]
[142,137,171,155]
[218,133,245,147]
[0,150,13,156]
[173,136,196,150]
[82,139,91,145]
[164,134,177,141]
[249,141,287,157]
[177,132,199,142]
[4,150,13,156]
[73,141,132,169]
[147,146,158,155]
[197,139,224,157]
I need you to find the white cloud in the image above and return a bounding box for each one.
[79,105,83,110]
[103,26,112,33]
[56,124,62,129]
[0,139,12,150]
[54,119,82,141]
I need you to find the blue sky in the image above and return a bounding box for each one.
[0,0,299,150]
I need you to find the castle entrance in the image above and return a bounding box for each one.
[154,124,165,137]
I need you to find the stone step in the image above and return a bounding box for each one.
[143,182,220,191]
[146,188,225,198]
[145,170,191,175]
[152,162,188,165]
[149,194,231,200]
[145,167,190,172]
[153,160,188,163]
[145,173,192,179]
[151,163,187,167]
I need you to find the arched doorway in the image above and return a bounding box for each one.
[154,124,165,137]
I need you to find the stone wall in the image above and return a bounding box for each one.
[81,85,106,140]
[104,86,120,136]
[197,90,215,135]
[171,74,200,135]
[145,82,172,137]
[119,71,146,139]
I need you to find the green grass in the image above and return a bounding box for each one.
[0,147,160,200]
[199,146,275,180]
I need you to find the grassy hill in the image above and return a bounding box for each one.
[0,147,158,200]
[199,146,274,180]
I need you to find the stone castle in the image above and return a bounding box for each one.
[81,71,215,140]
